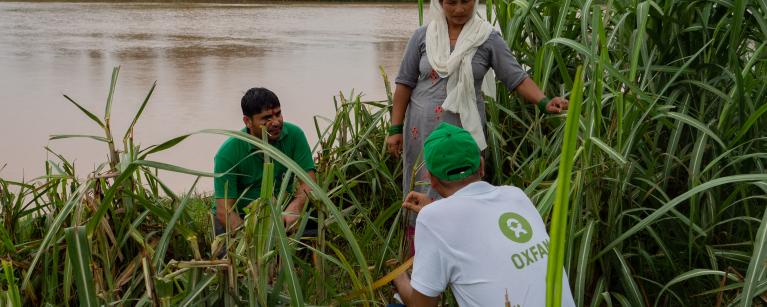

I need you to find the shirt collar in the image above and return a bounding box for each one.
[452,181,496,197]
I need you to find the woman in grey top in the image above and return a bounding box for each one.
[386,0,569,233]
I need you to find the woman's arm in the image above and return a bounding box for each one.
[386,84,413,157]
[514,77,546,104]
[515,78,569,113]
[388,28,424,157]
[487,31,569,113]
[391,84,413,126]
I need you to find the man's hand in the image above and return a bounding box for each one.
[283,195,305,232]
[282,170,315,233]
[216,199,243,234]
[387,134,403,158]
[546,96,569,113]
[403,191,432,213]
[283,210,300,232]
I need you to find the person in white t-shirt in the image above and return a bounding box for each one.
[392,122,576,307]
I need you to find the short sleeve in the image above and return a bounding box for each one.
[487,31,528,91]
[290,127,316,172]
[214,151,239,200]
[394,27,426,89]
[410,217,450,297]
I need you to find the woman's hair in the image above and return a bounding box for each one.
[241,87,281,117]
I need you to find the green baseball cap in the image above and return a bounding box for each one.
[424,122,480,181]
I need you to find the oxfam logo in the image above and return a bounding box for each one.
[498,212,533,243]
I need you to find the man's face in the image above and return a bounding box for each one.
[244,107,283,142]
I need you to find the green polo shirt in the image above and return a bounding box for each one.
[213,122,315,213]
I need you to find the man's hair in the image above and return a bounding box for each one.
[432,169,481,189]
[241,87,280,117]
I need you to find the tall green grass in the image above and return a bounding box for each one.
[0,0,765,305]
[486,0,767,305]
[547,65,585,307]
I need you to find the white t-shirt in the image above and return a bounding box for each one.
[410,181,576,307]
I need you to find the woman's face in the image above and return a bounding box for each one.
[441,0,475,26]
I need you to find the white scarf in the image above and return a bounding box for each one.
[425,0,494,150]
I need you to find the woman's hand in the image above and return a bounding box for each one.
[546,97,569,113]
[387,134,404,158]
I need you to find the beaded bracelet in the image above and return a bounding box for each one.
[388,124,404,135]
[538,97,552,114]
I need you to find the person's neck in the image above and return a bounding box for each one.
[447,23,464,40]
[437,179,480,198]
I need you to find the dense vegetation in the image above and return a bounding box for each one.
[0,0,766,306]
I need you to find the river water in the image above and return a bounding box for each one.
[0,2,421,191]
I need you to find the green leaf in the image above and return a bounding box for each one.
[575,220,596,307]
[85,165,138,236]
[739,206,767,307]
[177,274,217,306]
[547,65,584,307]
[139,135,192,159]
[124,81,156,142]
[65,226,99,307]
[62,94,105,128]
[21,180,94,290]
[152,178,199,270]
[653,112,725,148]
[590,137,627,166]
[614,248,644,307]
[733,101,767,144]
[2,260,21,306]
[49,134,109,142]
[547,38,595,60]
[104,66,119,122]
[263,162,304,306]
[629,1,651,82]
[417,0,424,26]
[133,160,215,178]
[597,174,767,258]
[655,269,739,306]
[676,80,731,103]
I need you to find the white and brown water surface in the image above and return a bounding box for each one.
[0,2,419,191]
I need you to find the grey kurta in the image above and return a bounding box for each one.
[395,26,528,225]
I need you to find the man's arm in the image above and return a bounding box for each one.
[214,149,243,233]
[393,272,440,307]
[283,170,317,230]
[215,198,242,232]
[395,205,449,307]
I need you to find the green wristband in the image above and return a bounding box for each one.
[538,97,552,114]
[388,124,404,135]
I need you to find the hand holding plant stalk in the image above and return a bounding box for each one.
[402,191,432,213]
[544,97,569,113]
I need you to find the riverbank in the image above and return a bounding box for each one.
[1,0,422,3]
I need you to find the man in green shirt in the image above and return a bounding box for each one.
[214,87,316,234]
